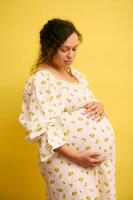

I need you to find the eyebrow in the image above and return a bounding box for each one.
[60,43,80,48]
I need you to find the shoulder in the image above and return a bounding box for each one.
[23,71,54,94]
[31,70,54,86]
[33,70,51,81]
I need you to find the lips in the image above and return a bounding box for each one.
[65,61,72,63]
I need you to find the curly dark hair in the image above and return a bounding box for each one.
[30,18,82,74]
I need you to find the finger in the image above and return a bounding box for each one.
[93,111,104,119]
[82,105,96,114]
[85,101,102,110]
[92,155,106,160]
[90,154,106,160]
[89,108,100,114]
[84,102,94,108]
[89,158,100,164]
[88,151,102,157]
[99,113,105,120]
[97,159,106,165]
[87,110,98,118]
[91,157,106,164]
[97,155,106,160]
[92,160,106,167]
[91,163,98,167]
[82,109,95,114]
[89,156,105,163]
[93,155,106,161]
[86,104,97,111]
[91,112,102,120]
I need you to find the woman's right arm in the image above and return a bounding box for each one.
[54,144,106,168]
[54,144,79,160]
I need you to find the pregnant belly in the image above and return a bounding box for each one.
[59,108,115,159]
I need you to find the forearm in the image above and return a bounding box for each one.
[54,144,79,161]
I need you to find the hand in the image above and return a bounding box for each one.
[73,151,106,169]
[82,101,105,121]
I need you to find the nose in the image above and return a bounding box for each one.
[67,50,74,60]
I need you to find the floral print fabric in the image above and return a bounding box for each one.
[19,67,116,199]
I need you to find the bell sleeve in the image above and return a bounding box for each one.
[18,72,68,162]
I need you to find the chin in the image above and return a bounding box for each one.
[65,63,72,67]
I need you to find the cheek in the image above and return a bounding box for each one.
[73,51,77,58]
[53,54,64,63]
[58,53,67,60]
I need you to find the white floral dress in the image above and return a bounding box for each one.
[19,67,116,200]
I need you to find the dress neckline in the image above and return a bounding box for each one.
[34,67,81,86]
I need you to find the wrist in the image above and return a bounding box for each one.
[54,144,80,161]
[69,151,82,163]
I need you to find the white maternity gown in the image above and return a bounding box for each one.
[19,67,116,200]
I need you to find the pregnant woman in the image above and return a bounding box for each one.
[19,18,116,200]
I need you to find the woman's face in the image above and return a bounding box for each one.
[51,32,80,68]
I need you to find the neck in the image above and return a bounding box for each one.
[45,61,71,74]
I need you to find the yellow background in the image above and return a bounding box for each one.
[0,0,132,199]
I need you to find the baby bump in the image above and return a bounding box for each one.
[60,108,115,159]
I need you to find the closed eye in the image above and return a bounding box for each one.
[72,48,77,51]
[60,48,77,52]
[60,49,68,52]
